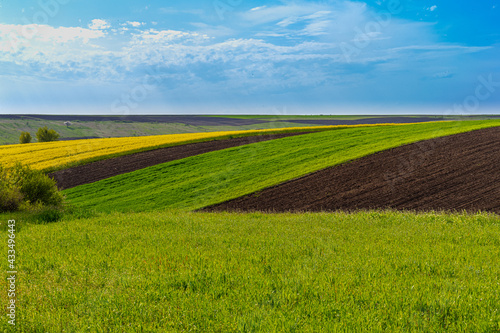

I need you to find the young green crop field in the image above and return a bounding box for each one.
[2,125,347,172]
[64,120,500,212]
[2,119,499,332]
[1,210,499,331]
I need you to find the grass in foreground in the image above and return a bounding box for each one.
[1,210,499,332]
[64,120,500,212]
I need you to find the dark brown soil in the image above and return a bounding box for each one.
[49,132,311,190]
[204,126,500,214]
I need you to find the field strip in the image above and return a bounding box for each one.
[49,132,312,190]
[63,120,500,212]
[203,126,500,214]
[0,122,426,172]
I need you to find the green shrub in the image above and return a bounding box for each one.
[13,164,63,207]
[0,163,64,213]
[19,132,32,144]
[0,183,23,212]
[36,126,60,142]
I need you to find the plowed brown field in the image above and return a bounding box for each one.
[50,132,310,190]
[204,126,500,214]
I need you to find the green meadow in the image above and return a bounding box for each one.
[1,119,499,332]
[1,210,499,331]
[64,120,500,212]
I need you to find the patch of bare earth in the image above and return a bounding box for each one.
[203,126,500,214]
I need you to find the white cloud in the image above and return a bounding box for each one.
[277,17,301,27]
[126,21,144,28]
[88,19,110,30]
[255,32,288,38]
[388,44,490,52]
[241,4,327,26]
[132,29,210,44]
[305,11,333,20]
[117,27,129,35]
[429,5,437,11]
[0,23,105,53]
[0,1,494,93]
[190,23,235,38]
[120,29,336,71]
[301,19,332,36]
[0,23,113,82]
[244,2,368,39]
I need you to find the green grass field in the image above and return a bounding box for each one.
[2,119,500,332]
[1,210,499,331]
[64,120,500,212]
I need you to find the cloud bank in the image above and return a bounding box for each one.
[0,0,497,114]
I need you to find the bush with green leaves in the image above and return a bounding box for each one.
[36,126,60,142]
[0,182,23,212]
[0,163,64,212]
[19,131,32,144]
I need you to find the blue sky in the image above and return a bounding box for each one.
[0,0,498,115]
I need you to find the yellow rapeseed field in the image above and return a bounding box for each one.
[0,123,430,171]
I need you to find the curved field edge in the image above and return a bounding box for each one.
[63,120,500,212]
[48,132,315,191]
[2,210,499,331]
[204,126,500,214]
[0,123,420,173]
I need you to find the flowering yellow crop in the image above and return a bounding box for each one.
[0,123,431,172]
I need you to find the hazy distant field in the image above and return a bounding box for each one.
[0,114,489,145]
